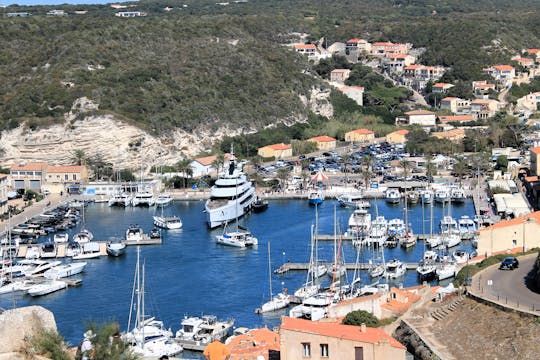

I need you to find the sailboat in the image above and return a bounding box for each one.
[257,242,290,313]
[123,247,183,357]
[215,176,258,248]
[72,202,93,243]
[399,192,417,248]
[369,198,386,277]
[417,200,437,280]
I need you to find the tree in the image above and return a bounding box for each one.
[361,154,374,172]
[361,169,373,189]
[399,159,412,180]
[342,310,380,327]
[79,322,138,360]
[276,167,290,193]
[72,149,86,166]
[495,155,508,172]
[176,158,192,188]
[212,153,225,175]
[451,157,469,183]
[425,157,437,181]
[118,169,135,182]
[341,154,350,183]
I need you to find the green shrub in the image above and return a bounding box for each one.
[343,310,379,327]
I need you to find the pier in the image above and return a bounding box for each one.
[274,262,419,274]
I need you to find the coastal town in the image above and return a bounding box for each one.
[3,1,540,360]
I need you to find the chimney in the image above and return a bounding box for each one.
[360,323,367,333]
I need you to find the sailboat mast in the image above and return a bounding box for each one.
[268,242,272,299]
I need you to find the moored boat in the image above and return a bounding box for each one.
[252,198,269,213]
[106,242,127,257]
[385,189,401,204]
[44,261,87,279]
[308,190,324,205]
[27,280,67,296]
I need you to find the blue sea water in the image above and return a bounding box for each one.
[0,198,475,355]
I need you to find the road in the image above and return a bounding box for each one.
[473,254,540,312]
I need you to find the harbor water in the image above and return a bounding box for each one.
[0,198,475,353]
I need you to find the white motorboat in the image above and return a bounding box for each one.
[216,230,258,248]
[369,263,385,278]
[407,190,420,204]
[452,250,469,264]
[458,215,477,238]
[337,193,369,208]
[399,230,417,248]
[385,188,401,204]
[126,225,145,242]
[289,292,335,321]
[40,242,57,258]
[347,209,371,237]
[73,229,93,244]
[72,242,101,260]
[24,260,62,276]
[27,280,67,296]
[155,193,173,206]
[0,279,36,294]
[436,262,457,280]
[420,189,434,204]
[416,261,437,280]
[44,261,87,279]
[387,218,405,238]
[25,245,41,260]
[451,187,466,203]
[124,248,183,357]
[53,233,69,243]
[425,234,443,248]
[205,148,256,228]
[108,192,132,207]
[153,215,183,230]
[435,188,450,204]
[440,215,460,236]
[132,191,156,207]
[294,283,320,301]
[106,242,126,257]
[366,226,387,247]
[444,233,462,248]
[384,259,406,279]
[175,314,233,351]
[259,293,290,313]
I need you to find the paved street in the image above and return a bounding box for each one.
[472,254,540,313]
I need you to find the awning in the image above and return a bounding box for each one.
[311,171,328,182]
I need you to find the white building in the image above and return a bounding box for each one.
[396,110,436,127]
[338,85,364,106]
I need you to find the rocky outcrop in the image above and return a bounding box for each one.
[0,306,57,354]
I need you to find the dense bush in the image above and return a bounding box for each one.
[343,310,380,327]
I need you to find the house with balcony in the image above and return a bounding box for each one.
[516,92,540,111]
[395,110,436,127]
[472,80,496,98]
[345,38,371,53]
[10,162,48,191]
[0,174,8,216]
[307,136,337,150]
[513,56,535,69]
[526,48,540,61]
[280,317,406,360]
[385,54,415,74]
[432,83,454,94]
[257,143,293,160]
[440,97,471,114]
[470,99,500,119]
[330,69,351,83]
[438,115,475,125]
[293,44,317,58]
[371,42,410,57]
[432,128,466,143]
[403,64,445,90]
[344,128,374,143]
[338,85,364,106]
[483,65,516,85]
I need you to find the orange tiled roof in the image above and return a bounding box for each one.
[339,85,364,92]
[432,128,465,139]
[332,293,382,308]
[227,328,280,359]
[267,143,292,151]
[493,65,514,71]
[10,162,48,171]
[475,83,495,89]
[373,42,395,46]
[441,97,458,101]
[404,64,421,70]
[331,68,351,73]
[280,317,405,349]
[527,49,540,54]
[516,57,534,63]
[347,38,366,44]
[194,155,217,166]
[405,110,435,116]
[433,83,453,88]
[391,129,409,136]
[471,99,492,104]
[530,146,540,155]
[479,211,540,232]
[524,176,539,182]
[294,44,316,50]
[350,128,374,135]
[439,115,474,122]
[0,174,7,180]
[308,136,336,142]
[388,54,411,59]
[46,165,85,173]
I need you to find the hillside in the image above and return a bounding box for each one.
[2,0,540,159]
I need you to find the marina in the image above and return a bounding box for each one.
[0,197,476,355]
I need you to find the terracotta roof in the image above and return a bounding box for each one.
[524,176,539,182]
[471,99,493,104]
[516,57,534,63]
[10,162,48,171]
[347,38,366,44]
[331,68,351,73]
[46,165,85,173]
[493,65,514,71]
[339,85,364,92]
[479,211,540,232]
[194,155,217,166]
[266,143,292,151]
[404,64,421,70]
[308,136,336,142]
[530,146,540,155]
[405,110,435,116]
[332,293,382,308]
[280,317,405,349]
[227,328,280,359]
[433,83,453,88]
[349,128,374,135]
[441,97,458,101]
[432,128,465,139]
[439,115,474,123]
[527,49,540,54]
[0,174,7,180]
[373,42,395,46]
[390,129,409,136]
[474,83,495,89]
[294,44,316,50]
[387,54,411,59]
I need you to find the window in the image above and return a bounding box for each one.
[302,342,311,357]
[73,174,77,180]
[320,344,329,357]
[65,174,68,181]
[513,239,517,246]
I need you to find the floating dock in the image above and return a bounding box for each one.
[274,262,419,274]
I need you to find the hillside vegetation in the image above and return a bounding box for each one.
[2,0,540,139]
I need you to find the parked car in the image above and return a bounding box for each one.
[499,257,519,270]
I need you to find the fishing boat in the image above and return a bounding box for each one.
[124,247,183,357]
[452,250,469,264]
[337,193,369,208]
[205,146,256,228]
[385,188,401,204]
[27,280,67,297]
[420,189,434,204]
[155,193,173,206]
[43,261,87,279]
[435,188,451,204]
[175,315,234,351]
[307,190,324,205]
[252,197,269,213]
[53,233,69,243]
[383,259,406,279]
[257,242,290,313]
[106,241,127,257]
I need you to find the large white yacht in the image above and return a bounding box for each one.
[132,191,156,207]
[108,192,132,207]
[205,149,256,228]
